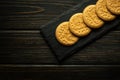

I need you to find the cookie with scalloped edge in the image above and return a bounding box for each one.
[96,0,116,21]
[106,0,120,15]
[55,21,79,46]
[69,13,91,37]
[83,5,104,29]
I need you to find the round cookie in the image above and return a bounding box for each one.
[106,0,120,15]
[96,0,116,21]
[55,21,79,46]
[83,5,104,29]
[69,13,91,37]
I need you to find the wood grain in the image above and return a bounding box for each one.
[0,0,77,30]
[0,0,120,79]
[0,65,120,80]
[0,28,120,64]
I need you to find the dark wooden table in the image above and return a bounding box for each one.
[0,0,120,80]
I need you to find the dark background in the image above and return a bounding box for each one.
[0,0,120,79]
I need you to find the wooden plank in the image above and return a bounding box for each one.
[0,27,120,64]
[0,0,83,30]
[0,65,120,80]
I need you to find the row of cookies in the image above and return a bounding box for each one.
[55,0,120,46]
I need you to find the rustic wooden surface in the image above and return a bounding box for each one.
[0,0,120,79]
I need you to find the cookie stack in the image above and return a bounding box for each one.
[55,0,120,46]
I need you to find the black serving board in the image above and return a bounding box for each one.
[40,0,120,62]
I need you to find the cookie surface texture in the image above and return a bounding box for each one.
[83,5,104,29]
[106,0,120,15]
[69,13,91,37]
[96,0,116,21]
[55,22,79,46]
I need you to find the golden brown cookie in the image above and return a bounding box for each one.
[83,5,104,29]
[106,0,120,15]
[69,13,91,37]
[96,0,116,21]
[55,21,79,46]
